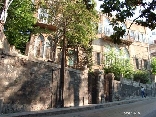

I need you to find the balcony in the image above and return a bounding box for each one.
[35,22,57,31]
[97,27,134,45]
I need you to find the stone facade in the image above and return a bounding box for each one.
[92,14,150,72]
[25,33,57,61]
[149,44,156,57]
[88,14,152,104]
[0,12,154,115]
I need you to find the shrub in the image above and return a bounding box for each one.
[133,70,149,84]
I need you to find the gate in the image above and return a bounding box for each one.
[88,72,98,104]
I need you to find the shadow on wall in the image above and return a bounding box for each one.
[118,84,140,100]
[0,54,60,114]
[113,79,153,101]
[0,53,88,114]
[63,69,85,107]
[88,72,99,104]
[69,70,81,106]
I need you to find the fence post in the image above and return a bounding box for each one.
[0,98,3,114]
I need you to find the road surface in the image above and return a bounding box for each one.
[44,98,156,117]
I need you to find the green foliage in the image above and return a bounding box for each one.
[151,57,156,75]
[103,48,133,80]
[133,70,149,84]
[42,0,98,68]
[0,0,5,12]
[100,0,156,44]
[4,0,36,53]
[63,1,98,68]
[103,47,150,83]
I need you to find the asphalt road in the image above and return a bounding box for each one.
[44,98,156,117]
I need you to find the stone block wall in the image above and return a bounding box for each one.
[64,69,88,107]
[0,53,88,114]
[113,78,154,101]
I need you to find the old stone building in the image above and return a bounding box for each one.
[0,2,155,114]
[88,14,151,103]
[149,44,156,57]
[0,1,90,114]
[92,14,150,72]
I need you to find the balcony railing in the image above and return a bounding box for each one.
[98,26,147,43]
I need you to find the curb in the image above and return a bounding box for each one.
[0,97,153,117]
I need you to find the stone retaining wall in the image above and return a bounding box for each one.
[113,78,154,101]
[0,53,88,114]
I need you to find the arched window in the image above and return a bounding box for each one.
[34,34,44,58]
[43,35,54,59]
[122,47,130,59]
[114,46,120,55]
[104,44,111,53]
[47,35,53,47]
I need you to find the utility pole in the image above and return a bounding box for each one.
[58,20,66,107]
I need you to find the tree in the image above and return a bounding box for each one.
[133,70,149,84]
[151,57,156,74]
[99,0,156,44]
[39,0,98,68]
[36,0,98,107]
[3,0,36,53]
[103,48,133,80]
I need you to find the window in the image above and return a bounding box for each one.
[38,8,49,23]
[152,32,156,35]
[104,27,111,35]
[34,34,44,58]
[135,58,139,69]
[142,34,146,42]
[143,60,148,69]
[130,30,135,38]
[140,59,142,69]
[139,33,144,42]
[104,45,111,53]
[97,52,101,65]
[105,56,110,66]
[122,47,130,59]
[114,46,120,55]
[98,23,103,34]
[138,33,140,41]
[68,50,77,67]
[135,32,139,41]
[43,35,54,59]
[103,18,113,36]
[105,54,114,67]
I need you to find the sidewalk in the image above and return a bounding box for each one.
[0,97,154,117]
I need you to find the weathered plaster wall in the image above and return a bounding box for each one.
[0,53,88,114]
